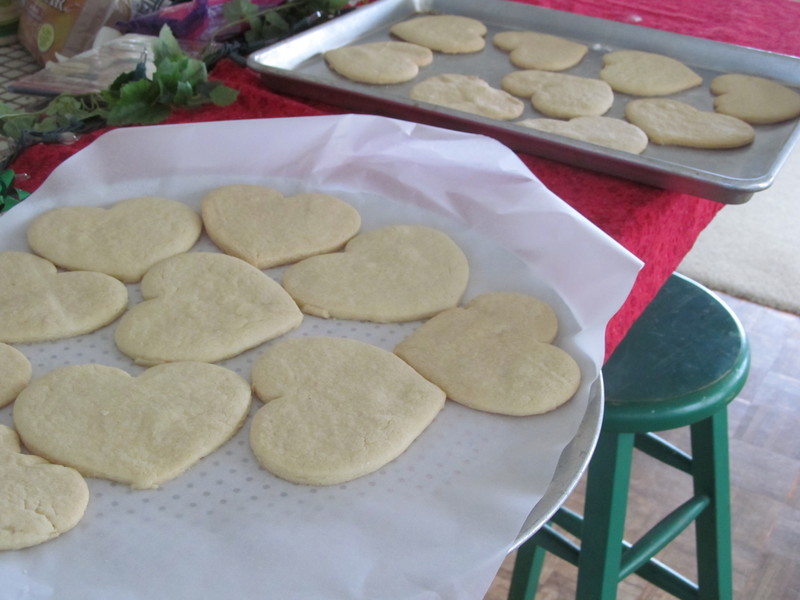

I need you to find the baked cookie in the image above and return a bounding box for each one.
[13,362,252,489]
[394,292,581,416]
[324,41,433,84]
[600,50,703,96]
[625,98,755,148]
[410,74,525,120]
[516,116,649,154]
[114,252,302,365]
[0,425,90,550]
[711,73,800,124]
[201,184,361,269]
[250,337,445,485]
[281,225,469,322]
[0,251,128,344]
[502,70,614,118]
[493,31,588,71]
[389,14,487,54]
[27,196,202,283]
[0,343,32,408]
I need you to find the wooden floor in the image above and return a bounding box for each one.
[482,293,800,600]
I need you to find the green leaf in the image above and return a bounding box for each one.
[106,79,165,125]
[153,25,184,62]
[119,78,159,104]
[153,59,182,96]
[108,66,145,93]
[107,99,171,126]
[264,10,290,31]
[172,80,195,106]
[223,0,260,21]
[324,0,351,10]
[2,115,33,139]
[208,83,239,106]
[179,58,208,87]
[35,116,61,132]
[0,169,30,213]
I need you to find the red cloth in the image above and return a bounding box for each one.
[10,0,800,359]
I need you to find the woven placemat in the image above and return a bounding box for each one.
[0,42,41,110]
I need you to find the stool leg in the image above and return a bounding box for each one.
[575,430,636,600]
[508,540,547,600]
[690,410,734,600]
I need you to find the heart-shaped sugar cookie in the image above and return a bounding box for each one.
[201,184,361,269]
[1,425,90,550]
[600,50,702,96]
[390,14,487,54]
[115,252,302,365]
[13,362,252,489]
[711,73,800,124]
[0,343,32,408]
[250,337,445,485]
[0,251,128,344]
[410,74,525,120]
[502,70,614,118]
[493,31,588,71]
[625,98,755,148]
[27,196,202,283]
[281,225,469,322]
[395,292,581,416]
[517,116,649,154]
[324,41,433,84]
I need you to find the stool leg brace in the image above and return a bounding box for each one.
[508,411,733,600]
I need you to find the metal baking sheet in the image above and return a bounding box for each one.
[247,0,800,204]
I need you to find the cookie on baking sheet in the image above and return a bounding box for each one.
[394,292,581,416]
[493,31,588,71]
[281,224,469,323]
[249,337,445,485]
[324,41,433,84]
[0,425,90,551]
[0,251,128,344]
[114,252,302,365]
[625,98,755,148]
[201,184,361,269]
[517,116,649,154]
[0,343,32,408]
[27,196,202,283]
[389,14,487,54]
[13,362,252,490]
[502,70,614,118]
[410,74,525,120]
[600,50,703,96]
[711,73,800,124]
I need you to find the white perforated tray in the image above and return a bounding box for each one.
[0,115,639,600]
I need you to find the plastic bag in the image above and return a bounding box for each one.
[18,0,174,64]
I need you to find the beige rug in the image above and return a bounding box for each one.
[678,142,800,315]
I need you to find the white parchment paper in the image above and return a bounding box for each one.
[0,114,642,599]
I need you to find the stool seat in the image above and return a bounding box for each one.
[602,273,750,433]
[508,273,750,600]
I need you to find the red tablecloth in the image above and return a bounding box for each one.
[10,0,800,360]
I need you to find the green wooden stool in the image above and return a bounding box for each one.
[509,273,750,600]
